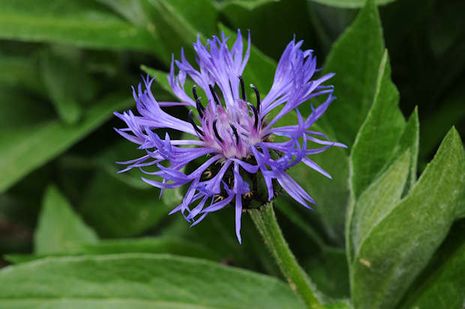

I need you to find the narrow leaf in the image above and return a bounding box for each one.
[149,0,218,62]
[350,51,405,198]
[0,95,132,193]
[39,48,90,124]
[350,150,410,254]
[392,109,419,191]
[320,0,385,145]
[0,0,161,53]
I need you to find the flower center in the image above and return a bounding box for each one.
[188,78,263,159]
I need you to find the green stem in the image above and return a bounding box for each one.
[249,203,323,309]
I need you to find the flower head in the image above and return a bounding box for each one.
[115,31,345,243]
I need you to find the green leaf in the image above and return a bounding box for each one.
[305,248,350,299]
[7,237,219,264]
[0,0,161,53]
[287,145,349,243]
[0,90,51,129]
[398,221,465,308]
[219,0,278,11]
[350,151,410,255]
[320,0,385,145]
[346,51,410,262]
[0,94,132,193]
[405,242,465,308]
[350,51,405,198]
[0,54,43,93]
[221,0,317,60]
[34,186,98,254]
[308,0,396,9]
[40,47,92,124]
[161,0,218,36]
[352,128,465,308]
[0,254,304,308]
[95,0,155,27]
[149,0,218,62]
[285,0,386,243]
[393,109,419,191]
[77,238,219,260]
[79,170,167,238]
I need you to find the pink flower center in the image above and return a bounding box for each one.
[200,99,262,159]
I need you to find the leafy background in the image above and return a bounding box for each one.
[0,0,464,308]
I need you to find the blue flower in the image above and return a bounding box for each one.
[115,31,345,243]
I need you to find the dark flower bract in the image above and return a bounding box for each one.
[115,31,345,242]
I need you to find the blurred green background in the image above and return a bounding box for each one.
[0,0,464,306]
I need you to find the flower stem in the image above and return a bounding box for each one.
[249,203,323,309]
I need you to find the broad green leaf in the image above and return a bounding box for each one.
[7,237,219,264]
[320,0,385,145]
[0,0,161,53]
[80,170,167,237]
[350,151,410,255]
[0,94,132,193]
[405,243,465,308]
[308,0,396,8]
[34,186,98,254]
[76,238,219,260]
[0,254,304,308]
[352,128,465,308]
[350,51,405,198]
[399,222,465,309]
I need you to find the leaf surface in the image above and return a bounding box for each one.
[352,129,465,308]
[0,254,304,309]
[0,95,132,193]
[320,0,385,146]
[0,0,161,53]
[308,0,396,8]
[34,186,98,254]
